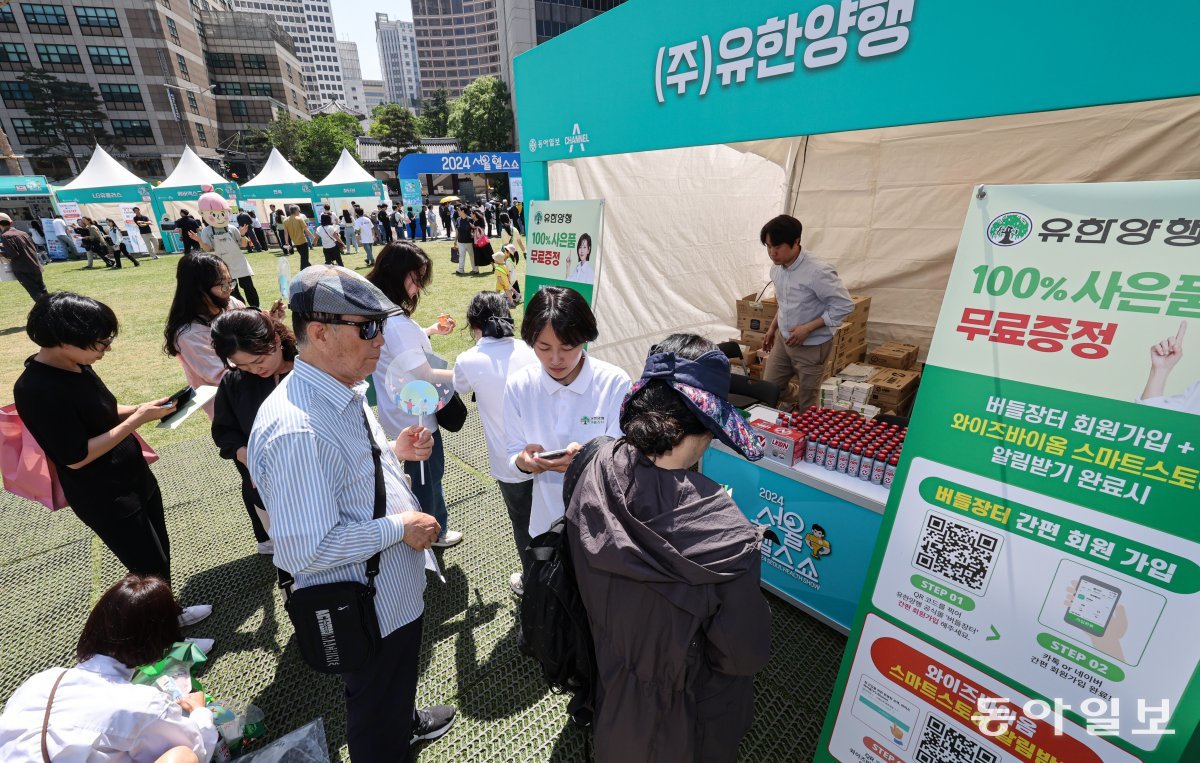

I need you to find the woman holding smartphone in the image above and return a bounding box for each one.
[503,286,630,542]
[13,293,211,625]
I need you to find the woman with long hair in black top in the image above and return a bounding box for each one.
[209,309,297,554]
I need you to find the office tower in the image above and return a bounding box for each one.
[337,39,368,116]
[231,0,344,111]
[375,13,421,110]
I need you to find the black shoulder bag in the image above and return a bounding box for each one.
[280,413,385,674]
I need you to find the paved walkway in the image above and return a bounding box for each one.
[0,409,846,760]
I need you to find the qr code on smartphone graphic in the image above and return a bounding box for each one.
[915,715,999,763]
[913,511,1002,594]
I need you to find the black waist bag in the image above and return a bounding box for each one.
[281,413,385,674]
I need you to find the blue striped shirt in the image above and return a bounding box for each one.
[248,358,426,636]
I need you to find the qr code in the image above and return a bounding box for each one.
[912,512,1002,594]
[915,715,998,763]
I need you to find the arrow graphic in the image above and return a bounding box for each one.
[986,625,1001,641]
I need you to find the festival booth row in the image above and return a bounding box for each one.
[514,2,1200,761]
[314,149,386,222]
[150,146,239,253]
[239,147,318,227]
[52,147,155,259]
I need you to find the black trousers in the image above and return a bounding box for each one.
[74,476,171,584]
[295,243,311,269]
[112,243,140,268]
[12,267,47,301]
[181,233,197,255]
[235,462,269,543]
[231,276,259,307]
[254,228,269,251]
[274,229,290,252]
[497,479,534,578]
[344,616,423,763]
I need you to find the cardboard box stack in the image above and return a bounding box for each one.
[867,341,919,370]
[734,293,777,379]
[822,295,872,378]
[868,368,921,414]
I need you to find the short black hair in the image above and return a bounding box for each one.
[520,286,598,347]
[211,308,297,362]
[26,292,119,349]
[760,214,803,247]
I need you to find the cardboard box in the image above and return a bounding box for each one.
[834,343,867,368]
[737,314,775,333]
[846,294,871,322]
[869,368,921,406]
[868,341,920,370]
[837,363,879,383]
[736,293,777,325]
[749,419,805,466]
[740,330,767,352]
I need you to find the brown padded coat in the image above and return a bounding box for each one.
[566,440,772,763]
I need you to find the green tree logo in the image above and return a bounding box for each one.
[987,212,1033,246]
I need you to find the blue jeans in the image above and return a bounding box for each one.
[403,430,449,539]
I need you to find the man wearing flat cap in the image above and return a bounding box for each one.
[248,265,456,762]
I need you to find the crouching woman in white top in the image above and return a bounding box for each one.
[0,574,218,763]
[503,286,631,543]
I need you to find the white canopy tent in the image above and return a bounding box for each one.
[239,147,317,226]
[547,96,1200,378]
[54,146,154,253]
[314,149,386,221]
[151,146,238,228]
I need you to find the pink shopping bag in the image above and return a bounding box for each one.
[1,404,159,510]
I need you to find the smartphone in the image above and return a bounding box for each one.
[536,448,570,460]
[163,386,193,408]
[1064,575,1122,637]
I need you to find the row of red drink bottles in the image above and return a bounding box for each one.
[776,407,906,489]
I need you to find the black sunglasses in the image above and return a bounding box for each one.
[314,316,386,341]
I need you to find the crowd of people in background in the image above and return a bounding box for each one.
[0,198,778,763]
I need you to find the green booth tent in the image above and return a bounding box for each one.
[53,146,154,256]
[238,147,318,228]
[313,148,386,222]
[513,2,1200,763]
[150,146,239,252]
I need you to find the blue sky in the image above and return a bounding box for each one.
[331,0,411,81]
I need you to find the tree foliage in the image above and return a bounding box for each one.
[369,103,421,164]
[447,77,514,152]
[418,89,452,137]
[18,68,123,175]
[244,113,360,181]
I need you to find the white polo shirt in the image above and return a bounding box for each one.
[503,355,630,536]
[452,337,539,481]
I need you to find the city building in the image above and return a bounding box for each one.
[375,13,420,110]
[411,1,500,99]
[412,0,625,102]
[497,0,626,85]
[362,79,387,112]
[337,39,368,117]
[231,0,343,111]
[200,9,308,176]
[0,0,231,179]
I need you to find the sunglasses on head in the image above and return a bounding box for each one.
[314,316,386,340]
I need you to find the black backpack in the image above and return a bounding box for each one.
[518,435,614,726]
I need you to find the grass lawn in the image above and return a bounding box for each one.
[0,239,521,449]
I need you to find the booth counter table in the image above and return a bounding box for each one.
[699,406,888,634]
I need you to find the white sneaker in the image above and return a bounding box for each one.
[431,530,463,548]
[178,604,213,628]
[508,572,524,596]
[184,637,215,654]
[257,540,274,555]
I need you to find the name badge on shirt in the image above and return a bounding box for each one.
[580,416,605,426]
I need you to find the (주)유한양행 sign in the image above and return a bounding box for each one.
[818,180,1200,763]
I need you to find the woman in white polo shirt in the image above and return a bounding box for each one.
[453,291,539,594]
[504,286,630,545]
